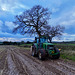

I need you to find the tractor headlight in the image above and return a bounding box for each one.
[59,49,61,51]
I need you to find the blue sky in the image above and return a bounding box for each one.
[0,0,75,42]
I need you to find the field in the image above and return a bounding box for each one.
[0,45,75,75]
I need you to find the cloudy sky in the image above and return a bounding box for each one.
[0,0,75,42]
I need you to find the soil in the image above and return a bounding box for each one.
[0,45,75,75]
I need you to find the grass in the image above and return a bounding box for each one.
[56,45,75,51]
[56,44,75,61]
[23,47,30,50]
[54,43,75,46]
[20,44,32,46]
[15,45,30,50]
[60,51,75,61]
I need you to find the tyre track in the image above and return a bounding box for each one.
[57,62,75,73]
[7,49,19,75]
[43,59,75,75]
[0,50,7,75]
[11,52,29,75]
[13,51,42,75]
[12,48,55,75]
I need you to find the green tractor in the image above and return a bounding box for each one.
[31,36,60,60]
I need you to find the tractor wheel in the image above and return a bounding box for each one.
[51,53,60,59]
[31,46,36,57]
[38,49,45,60]
[32,50,36,56]
[51,48,60,59]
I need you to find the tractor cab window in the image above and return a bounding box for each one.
[36,37,51,43]
[40,38,46,43]
[47,45,54,50]
[37,39,39,43]
[40,38,49,43]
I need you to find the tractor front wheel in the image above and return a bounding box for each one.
[32,50,36,56]
[31,46,36,57]
[38,52,42,59]
[51,53,60,59]
[38,50,45,60]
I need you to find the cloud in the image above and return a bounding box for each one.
[62,33,75,37]
[0,20,3,26]
[50,0,62,7]
[57,33,75,41]
[59,8,75,26]
[51,8,59,13]
[0,31,34,42]
[0,37,34,42]
[53,38,74,42]
[5,21,16,30]
[0,20,3,30]
[39,0,62,7]
[49,5,75,32]
[0,0,29,15]
[15,3,29,9]
[0,31,22,38]
[52,32,75,42]
[60,20,75,26]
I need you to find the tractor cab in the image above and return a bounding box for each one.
[35,36,50,43]
[35,36,51,48]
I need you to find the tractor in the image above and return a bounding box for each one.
[31,36,60,60]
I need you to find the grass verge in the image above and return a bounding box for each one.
[20,44,32,46]
[57,44,75,62]
[60,51,75,61]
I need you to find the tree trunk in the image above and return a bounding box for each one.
[36,27,41,37]
[49,37,52,43]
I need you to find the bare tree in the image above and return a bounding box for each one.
[13,5,65,42]
[13,5,51,36]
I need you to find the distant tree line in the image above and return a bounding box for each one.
[2,41,20,45]
[0,41,75,45]
[0,41,33,45]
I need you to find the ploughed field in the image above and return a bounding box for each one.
[0,45,75,75]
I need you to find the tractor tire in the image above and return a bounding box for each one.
[51,48,60,59]
[31,46,36,57]
[32,50,36,57]
[38,49,46,60]
[51,53,60,59]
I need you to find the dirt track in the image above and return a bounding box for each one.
[0,45,75,75]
